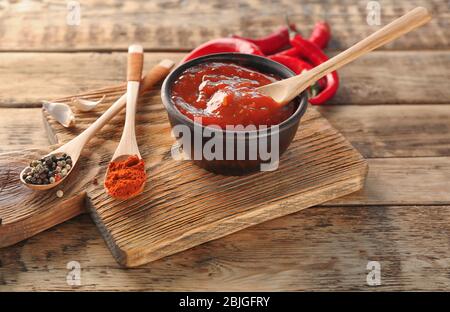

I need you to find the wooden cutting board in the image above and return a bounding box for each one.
[0,84,368,267]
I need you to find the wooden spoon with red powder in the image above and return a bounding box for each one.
[105,44,147,199]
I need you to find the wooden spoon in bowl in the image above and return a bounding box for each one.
[257,7,432,105]
[20,57,175,191]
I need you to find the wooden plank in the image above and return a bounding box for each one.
[0,52,181,107]
[0,0,446,292]
[21,81,450,266]
[2,104,448,226]
[0,108,50,153]
[317,105,450,157]
[1,205,450,291]
[0,111,448,284]
[0,51,449,107]
[327,51,450,105]
[0,0,447,51]
[330,157,450,206]
[0,152,449,214]
[1,103,450,158]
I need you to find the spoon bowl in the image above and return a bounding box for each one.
[19,151,76,191]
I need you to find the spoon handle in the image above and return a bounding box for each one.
[112,45,144,159]
[285,7,432,103]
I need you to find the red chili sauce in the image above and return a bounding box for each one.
[171,62,295,128]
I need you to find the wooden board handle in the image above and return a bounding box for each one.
[127,44,144,81]
[139,59,175,94]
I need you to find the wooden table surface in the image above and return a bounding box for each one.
[0,0,449,291]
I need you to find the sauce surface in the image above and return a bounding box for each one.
[171,62,295,128]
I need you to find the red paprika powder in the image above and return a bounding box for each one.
[104,155,146,199]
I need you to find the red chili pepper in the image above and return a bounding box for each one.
[309,21,331,49]
[232,25,295,55]
[275,46,302,58]
[268,54,312,74]
[275,22,331,56]
[290,35,339,105]
[181,38,264,63]
[272,49,326,89]
[269,54,323,98]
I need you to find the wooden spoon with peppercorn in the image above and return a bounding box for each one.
[20,56,175,191]
[257,7,431,105]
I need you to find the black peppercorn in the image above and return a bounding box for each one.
[24,153,74,185]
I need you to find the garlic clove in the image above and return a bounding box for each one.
[42,101,75,128]
[71,95,106,112]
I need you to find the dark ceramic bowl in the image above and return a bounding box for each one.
[161,53,308,175]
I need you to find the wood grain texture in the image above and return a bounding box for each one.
[0,52,179,107]
[0,108,51,153]
[326,50,450,105]
[330,156,450,206]
[0,146,93,247]
[2,205,450,291]
[2,103,450,158]
[2,148,450,250]
[0,103,450,159]
[3,100,450,251]
[0,0,447,51]
[1,51,449,107]
[318,105,450,157]
[37,88,366,266]
[1,0,449,291]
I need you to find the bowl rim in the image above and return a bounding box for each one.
[161,52,308,136]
